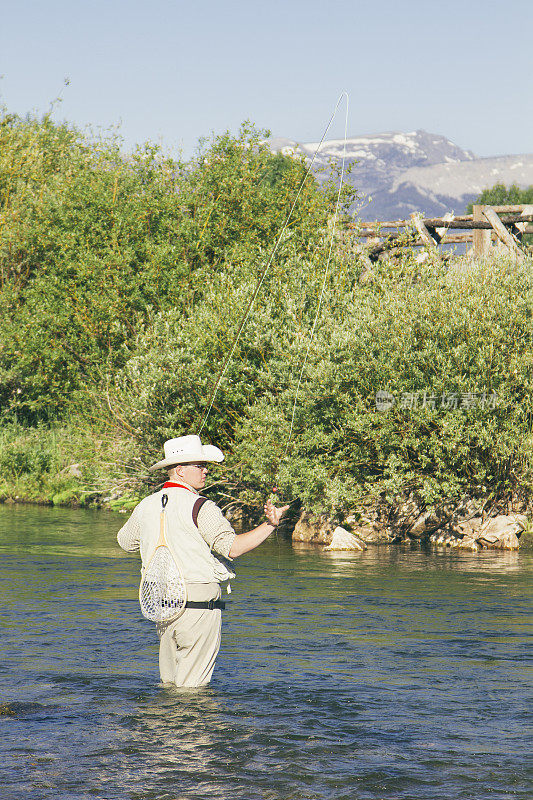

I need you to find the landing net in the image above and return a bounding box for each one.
[139,496,187,623]
[139,546,187,623]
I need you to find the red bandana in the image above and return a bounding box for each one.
[162,481,197,493]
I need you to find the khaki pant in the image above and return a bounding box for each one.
[156,582,222,688]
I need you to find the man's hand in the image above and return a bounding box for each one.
[229,499,291,558]
[264,499,290,527]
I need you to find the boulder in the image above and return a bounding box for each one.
[452,496,485,521]
[433,513,527,551]
[292,514,336,545]
[452,517,484,539]
[429,530,460,546]
[392,493,454,539]
[325,527,367,551]
[224,505,244,525]
[408,510,445,538]
[476,514,525,550]
[408,496,483,539]
[394,494,423,530]
[353,524,396,544]
[518,526,533,549]
[458,536,479,552]
[341,512,394,542]
[292,505,527,553]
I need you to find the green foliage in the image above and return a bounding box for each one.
[258,152,294,188]
[0,421,72,502]
[0,416,147,505]
[0,112,336,422]
[2,107,532,519]
[110,252,533,515]
[0,438,52,476]
[108,243,351,460]
[467,183,533,211]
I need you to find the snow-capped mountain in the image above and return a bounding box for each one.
[268,130,533,220]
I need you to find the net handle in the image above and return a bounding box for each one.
[156,493,169,548]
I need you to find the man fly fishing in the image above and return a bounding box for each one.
[117,434,288,688]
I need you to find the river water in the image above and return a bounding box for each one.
[0,504,531,800]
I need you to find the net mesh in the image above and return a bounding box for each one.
[139,546,186,623]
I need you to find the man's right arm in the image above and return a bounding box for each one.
[229,499,289,558]
[228,521,277,557]
[117,509,141,552]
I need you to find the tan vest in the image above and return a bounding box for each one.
[136,488,234,584]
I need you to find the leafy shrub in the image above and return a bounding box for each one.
[0,112,338,422]
[3,106,532,518]
[0,425,54,476]
[111,251,533,515]
[467,182,533,211]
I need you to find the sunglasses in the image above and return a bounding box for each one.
[182,463,209,470]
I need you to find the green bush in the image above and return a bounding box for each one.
[467,183,533,211]
[0,423,55,476]
[0,112,339,422]
[111,251,533,516]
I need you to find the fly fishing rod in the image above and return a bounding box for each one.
[197,92,350,499]
[197,92,350,439]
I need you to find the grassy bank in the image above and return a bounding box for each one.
[0,420,144,510]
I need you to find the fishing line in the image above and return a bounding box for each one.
[278,92,349,469]
[270,87,348,578]
[197,91,350,437]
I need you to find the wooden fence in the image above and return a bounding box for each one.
[345,204,533,262]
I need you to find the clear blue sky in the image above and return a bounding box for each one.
[1,0,531,158]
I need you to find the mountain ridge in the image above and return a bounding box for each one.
[268,130,533,220]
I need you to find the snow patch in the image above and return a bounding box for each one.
[392,133,418,150]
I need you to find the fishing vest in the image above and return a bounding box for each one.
[135,488,235,584]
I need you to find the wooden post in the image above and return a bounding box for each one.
[435,212,453,242]
[482,206,524,261]
[410,213,437,251]
[513,205,533,240]
[472,205,491,257]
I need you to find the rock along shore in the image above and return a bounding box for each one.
[291,494,530,551]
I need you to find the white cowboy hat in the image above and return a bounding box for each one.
[149,435,224,471]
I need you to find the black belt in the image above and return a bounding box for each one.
[185,599,226,610]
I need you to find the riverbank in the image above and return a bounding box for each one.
[2,449,532,551]
[2,413,533,551]
[0,420,145,511]
[4,249,533,526]
[291,505,533,551]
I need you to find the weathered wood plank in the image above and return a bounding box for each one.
[482,206,524,260]
[347,213,533,232]
[350,220,520,232]
[348,220,406,229]
[355,230,403,238]
[422,215,533,228]
[489,204,531,213]
[473,205,491,257]
[410,213,437,250]
[513,205,533,238]
[434,213,455,242]
[356,230,479,242]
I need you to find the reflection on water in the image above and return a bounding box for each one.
[0,504,531,800]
